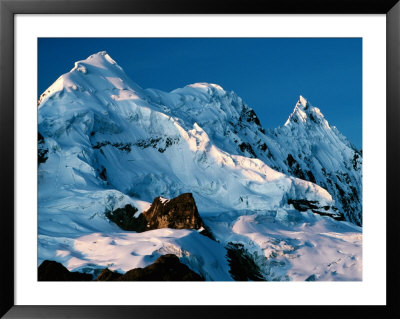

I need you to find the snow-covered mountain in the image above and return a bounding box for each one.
[263,97,362,226]
[38,51,362,281]
[146,86,362,226]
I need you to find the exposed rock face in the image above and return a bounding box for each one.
[287,199,345,221]
[226,242,265,281]
[38,260,92,281]
[38,132,48,165]
[96,254,204,281]
[105,193,212,237]
[105,204,147,232]
[143,193,205,231]
[39,256,203,281]
[96,268,122,281]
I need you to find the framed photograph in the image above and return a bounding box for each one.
[1,0,398,317]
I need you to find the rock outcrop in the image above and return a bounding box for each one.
[106,193,214,238]
[143,193,205,231]
[39,255,204,281]
[287,199,345,221]
[226,242,265,281]
[38,260,92,281]
[105,204,147,232]
[95,268,123,281]
[96,254,204,281]
[38,132,48,165]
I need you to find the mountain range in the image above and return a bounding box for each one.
[38,51,362,281]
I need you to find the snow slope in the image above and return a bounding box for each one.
[38,51,362,280]
[204,210,361,281]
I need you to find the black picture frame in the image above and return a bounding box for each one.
[1,0,399,317]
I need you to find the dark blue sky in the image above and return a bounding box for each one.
[38,38,362,148]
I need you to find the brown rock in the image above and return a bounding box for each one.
[105,193,215,239]
[117,254,204,281]
[143,193,205,231]
[95,268,122,281]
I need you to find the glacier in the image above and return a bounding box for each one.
[38,51,362,281]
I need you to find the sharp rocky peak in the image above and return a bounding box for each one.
[296,95,311,109]
[285,95,328,127]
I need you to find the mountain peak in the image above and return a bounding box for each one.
[38,51,145,106]
[285,96,327,127]
[88,51,117,65]
[70,51,120,73]
[296,95,310,109]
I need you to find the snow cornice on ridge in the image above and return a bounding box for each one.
[188,83,225,91]
[70,51,121,73]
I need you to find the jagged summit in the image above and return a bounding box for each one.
[297,95,310,108]
[268,95,361,225]
[284,96,329,128]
